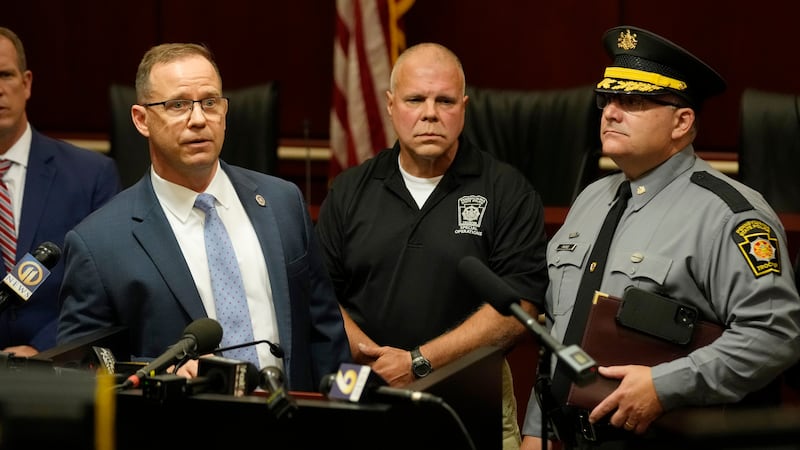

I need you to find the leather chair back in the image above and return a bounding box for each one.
[223,82,280,176]
[463,85,601,206]
[108,84,148,188]
[108,82,280,188]
[739,88,800,213]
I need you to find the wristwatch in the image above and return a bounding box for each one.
[410,346,433,378]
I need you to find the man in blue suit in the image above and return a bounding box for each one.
[57,43,350,391]
[0,27,121,356]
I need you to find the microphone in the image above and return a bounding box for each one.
[259,365,286,393]
[121,318,223,389]
[189,356,260,396]
[92,346,118,374]
[214,339,285,359]
[321,363,443,404]
[141,356,259,402]
[259,365,297,420]
[457,256,597,386]
[0,242,61,314]
[321,364,476,450]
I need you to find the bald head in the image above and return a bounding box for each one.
[390,43,465,95]
[385,42,467,177]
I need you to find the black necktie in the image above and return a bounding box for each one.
[552,180,631,402]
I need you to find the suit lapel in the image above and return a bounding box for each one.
[130,177,208,320]
[17,132,56,258]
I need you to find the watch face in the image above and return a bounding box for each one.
[413,358,432,377]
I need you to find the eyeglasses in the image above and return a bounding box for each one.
[143,96,229,116]
[596,93,685,113]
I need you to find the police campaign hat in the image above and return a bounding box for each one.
[595,26,726,108]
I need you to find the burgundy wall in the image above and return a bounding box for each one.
[4,0,800,152]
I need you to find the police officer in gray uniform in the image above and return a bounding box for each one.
[520,26,800,449]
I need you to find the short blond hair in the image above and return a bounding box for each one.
[134,43,221,103]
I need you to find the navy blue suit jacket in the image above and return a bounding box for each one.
[57,162,350,391]
[0,129,120,351]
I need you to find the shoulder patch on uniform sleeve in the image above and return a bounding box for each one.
[691,171,754,213]
[732,219,781,277]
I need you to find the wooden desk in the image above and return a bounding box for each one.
[115,347,503,450]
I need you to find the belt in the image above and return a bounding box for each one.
[574,409,628,444]
[537,376,629,446]
[548,406,629,446]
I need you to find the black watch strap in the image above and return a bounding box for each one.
[411,346,432,378]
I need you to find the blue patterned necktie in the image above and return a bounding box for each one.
[194,193,259,367]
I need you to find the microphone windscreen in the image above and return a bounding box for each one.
[457,256,520,315]
[183,318,223,353]
[32,242,62,269]
[244,362,260,393]
[319,373,335,395]
[196,357,259,396]
[259,365,286,393]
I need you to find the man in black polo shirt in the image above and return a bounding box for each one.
[316,42,548,450]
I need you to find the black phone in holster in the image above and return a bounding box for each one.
[616,287,699,345]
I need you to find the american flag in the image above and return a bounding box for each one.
[329,0,414,178]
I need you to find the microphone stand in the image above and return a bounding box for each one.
[534,338,554,445]
[214,340,285,359]
[171,340,285,374]
[170,351,200,375]
[508,303,596,383]
[507,303,597,444]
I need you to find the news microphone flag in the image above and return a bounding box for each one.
[328,362,382,402]
[3,253,52,301]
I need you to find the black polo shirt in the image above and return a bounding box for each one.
[316,137,548,349]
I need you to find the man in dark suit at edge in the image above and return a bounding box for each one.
[0,26,121,356]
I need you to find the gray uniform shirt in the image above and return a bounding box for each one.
[523,146,800,436]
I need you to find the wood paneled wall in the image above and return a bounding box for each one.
[4,0,800,153]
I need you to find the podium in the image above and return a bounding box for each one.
[33,326,130,371]
[116,345,504,449]
[406,345,504,449]
[0,369,98,450]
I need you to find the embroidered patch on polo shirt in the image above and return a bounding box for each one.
[455,195,486,236]
[732,219,781,277]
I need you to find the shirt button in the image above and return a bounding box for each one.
[631,252,644,263]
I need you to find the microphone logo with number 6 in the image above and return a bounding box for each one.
[329,363,376,401]
[335,367,359,395]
